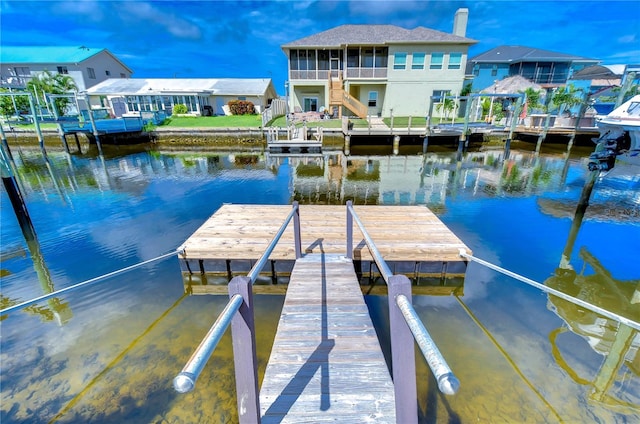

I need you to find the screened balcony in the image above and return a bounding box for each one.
[289,47,388,80]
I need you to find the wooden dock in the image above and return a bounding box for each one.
[178,204,471,291]
[259,253,396,423]
[177,204,471,422]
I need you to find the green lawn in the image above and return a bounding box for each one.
[161,115,263,128]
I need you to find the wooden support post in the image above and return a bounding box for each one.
[74,133,81,152]
[344,135,351,156]
[293,201,301,259]
[228,276,260,424]
[346,200,353,259]
[422,136,429,154]
[60,133,70,154]
[388,274,418,424]
[393,135,400,155]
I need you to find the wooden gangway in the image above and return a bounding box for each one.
[174,203,470,423]
[260,253,396,422]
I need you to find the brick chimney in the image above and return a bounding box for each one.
[453,8,469,37]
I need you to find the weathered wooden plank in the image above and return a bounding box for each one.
[259,254,396,422]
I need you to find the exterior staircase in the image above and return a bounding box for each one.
[329,76,368,119]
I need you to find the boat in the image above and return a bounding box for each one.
[589,95,640,170]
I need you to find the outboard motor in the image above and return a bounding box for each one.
[587,133,628,171]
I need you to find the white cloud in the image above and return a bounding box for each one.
[618,34,637,44]
[119,1,202,40]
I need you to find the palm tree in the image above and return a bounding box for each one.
[27,70,78,116]
[551,84,585,115]
[435,97,456,121]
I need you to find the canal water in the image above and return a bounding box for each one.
[1,142,638,423]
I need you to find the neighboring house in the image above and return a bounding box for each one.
[468,45,599,91]
[0,46,133,91]
[281,8,476,118]
[85,78,277,117]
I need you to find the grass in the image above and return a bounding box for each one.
[161,115,262,128]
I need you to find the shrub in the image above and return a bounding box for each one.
[173,104,188,114]
[228,100,255,115]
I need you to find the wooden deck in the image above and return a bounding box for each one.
[179,204,470,263]
[259,253,396,423]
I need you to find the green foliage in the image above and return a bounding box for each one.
[228,100,255,115]
[522,87,543,113]
[26,70,78,115]
[435,97,457,119]
[0,88,30,116]
[550,84,585,114]
[460,83,473,96]
[173,104,188,114]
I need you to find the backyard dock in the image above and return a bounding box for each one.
[259,253,396,422]
[178,204,470,292]
[175,203,470,422]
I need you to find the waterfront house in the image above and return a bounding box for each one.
[468,45,599,91]
[281,8,476,118]
[0,46,133,91]
[85,78,277,117]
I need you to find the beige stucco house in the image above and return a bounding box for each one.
[281,8,476,118]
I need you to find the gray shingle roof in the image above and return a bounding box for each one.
[469,45,598,63]
[282,25,476,48]
[571,64,621,80]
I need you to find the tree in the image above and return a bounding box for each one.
[522,87,543,113]
[551,84,585,115]
[0,88,30,116]
[26,70,78,116]
[435,97,456,120]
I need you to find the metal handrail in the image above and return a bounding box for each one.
[174,202,302,396]
[346,200,459,398]
[396,294,460,395]
[247,201,301,282]
[459,249,640,332]
[173,294,243,393]
[346,200,392,283]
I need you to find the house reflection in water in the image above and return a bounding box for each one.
[272,149,569,206]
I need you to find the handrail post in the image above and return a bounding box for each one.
[293,201,301,259]
[388,274,418,424]
[228,276,261,423]
[346,200,353,259]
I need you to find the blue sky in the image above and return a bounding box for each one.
[1,0,638,94]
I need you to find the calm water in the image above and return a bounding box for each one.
[1,142,639,423]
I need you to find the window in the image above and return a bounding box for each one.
[120,73,126,78]
[57,66,68,74]
[448,53,462,69]
[368,91,378,107]
[13,66,30,76]
[412,53,425,70]
[87,67,96,79]
[430,53,443,69]
[433,90,451,101]
[473,64,479,76]
[394,53,407,70]
[491,65,498,76]
[105,70,111,76]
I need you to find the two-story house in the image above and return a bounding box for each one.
[281,8,476,119]
[0,46,133,92]
[468,46,599,91]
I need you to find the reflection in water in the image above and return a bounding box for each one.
[544,165,640,412]
[0,145,638,423]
